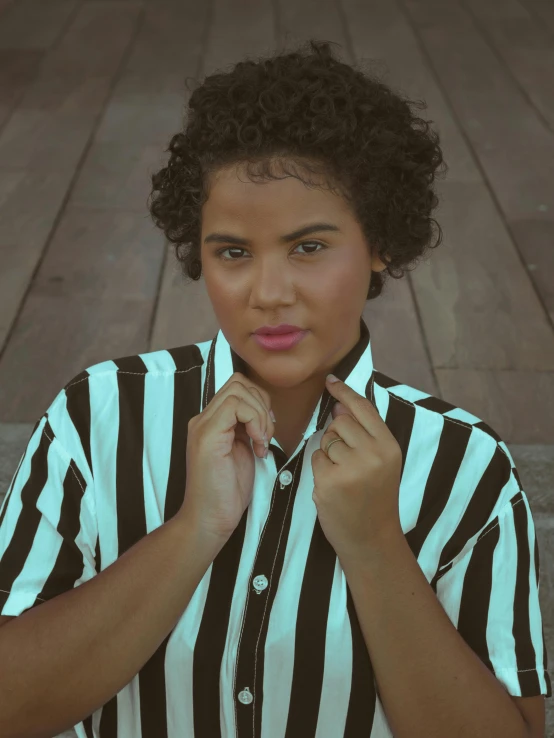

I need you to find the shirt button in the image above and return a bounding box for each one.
[238,687,253,705]
[278,470,293,487]
[252,575,268,594]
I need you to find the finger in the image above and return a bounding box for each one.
[323,415,358,449]
[229,382,272,448]
[231,373,272,414]
[225,394,268,456]
[222,375,275,443]
[246,386,275,441]
[207,384,269,456]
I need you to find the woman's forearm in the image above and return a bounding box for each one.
[0,513,226,738]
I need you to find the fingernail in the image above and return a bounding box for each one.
[327,373,339,383]
[270,409,276,423]
[263,448,269,459]
[263,432,268,448]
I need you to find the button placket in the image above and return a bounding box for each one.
[239,466,295,715]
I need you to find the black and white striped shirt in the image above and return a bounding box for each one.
[0,316,551,737]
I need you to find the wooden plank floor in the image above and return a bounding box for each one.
[0,0,553,445]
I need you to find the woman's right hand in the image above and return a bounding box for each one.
[178,372,276,543]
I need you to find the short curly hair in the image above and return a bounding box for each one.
[147,39,447,301]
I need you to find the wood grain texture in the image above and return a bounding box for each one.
[0,0,552,446]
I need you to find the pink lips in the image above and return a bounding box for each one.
[253,330,308,351]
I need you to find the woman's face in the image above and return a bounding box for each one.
[200,162,387,391]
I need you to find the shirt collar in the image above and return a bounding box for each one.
[202,315,375,443]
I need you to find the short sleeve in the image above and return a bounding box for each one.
[0,409,98,617]
[436,479,552,698]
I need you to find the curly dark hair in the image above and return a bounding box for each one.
[147,39,447,301]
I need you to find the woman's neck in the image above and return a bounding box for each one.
[246,370,328,447]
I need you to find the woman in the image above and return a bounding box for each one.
[0,40,549,738]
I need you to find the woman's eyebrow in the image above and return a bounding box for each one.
[203,222,341,246]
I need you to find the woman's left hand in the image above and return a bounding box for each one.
[311,375,404,561]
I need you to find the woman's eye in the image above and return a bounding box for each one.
[295,241,325,256]
[216,241,326,261]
